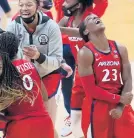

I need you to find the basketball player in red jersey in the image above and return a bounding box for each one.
[54,0,108,23]
[59,0,108,137]
[0,32,54,138]
[78,13,134,138]
[12,0,53,20]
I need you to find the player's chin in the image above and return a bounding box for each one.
[97,24,105,30]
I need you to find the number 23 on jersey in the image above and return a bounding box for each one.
[102,69,123,84]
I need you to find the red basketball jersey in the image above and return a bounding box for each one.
[85,40,123,94]
[6,59,48,120]
[65,9,90,63]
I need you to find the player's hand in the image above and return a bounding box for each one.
[120,93,133,105]
[61,63,73,78]
[23,45,40,60]
[0,131,4,138]
[109,105,124,119]
[23,55,31,61]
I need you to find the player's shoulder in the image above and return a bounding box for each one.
[59,16,69,27]
[78,43,94,65]
[115,41,128,56]
[12,59,29,65]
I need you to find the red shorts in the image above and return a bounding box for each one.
[114,105,134,138]
[42,74,61,98]
[82,99,134,138]
[71,69,85,110]
[5,116,54,138]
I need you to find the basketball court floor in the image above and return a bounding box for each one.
[1,0,134,137]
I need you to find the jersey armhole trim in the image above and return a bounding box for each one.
[114,41,123,75]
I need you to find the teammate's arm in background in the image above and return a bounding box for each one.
[110,44,133,119]
[58,12,80,37]
[78,46,132,104]
[53,0,64,22]
[92,0,108,18]
[0,0,11,18]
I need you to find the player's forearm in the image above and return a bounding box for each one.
[121,63,132,95]
[80,74,120,103]
[122,79,132,95]
[0,0,11,17]
[117,63,132,108]
[60,27,80,37]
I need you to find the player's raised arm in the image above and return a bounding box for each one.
[60,27,80,37]
[78,46,128,104]
[92,0,108,18]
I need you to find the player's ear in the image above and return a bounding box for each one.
[77,3,81,8]
[83,29,89,35]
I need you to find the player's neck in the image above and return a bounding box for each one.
[24,13,38,32]
[90,32,109,51]
[72,12,83,28]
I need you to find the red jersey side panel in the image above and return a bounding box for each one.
[7,59,47,120]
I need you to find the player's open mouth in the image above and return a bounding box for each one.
[95,19,101,24]
[21,13,31,16]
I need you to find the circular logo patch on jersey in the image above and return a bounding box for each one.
[114,50,117,53]
[95,53,98,57]
[38,34,49,45]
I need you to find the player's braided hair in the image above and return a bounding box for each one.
[0,32,37,111]
[0,32,20,87]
